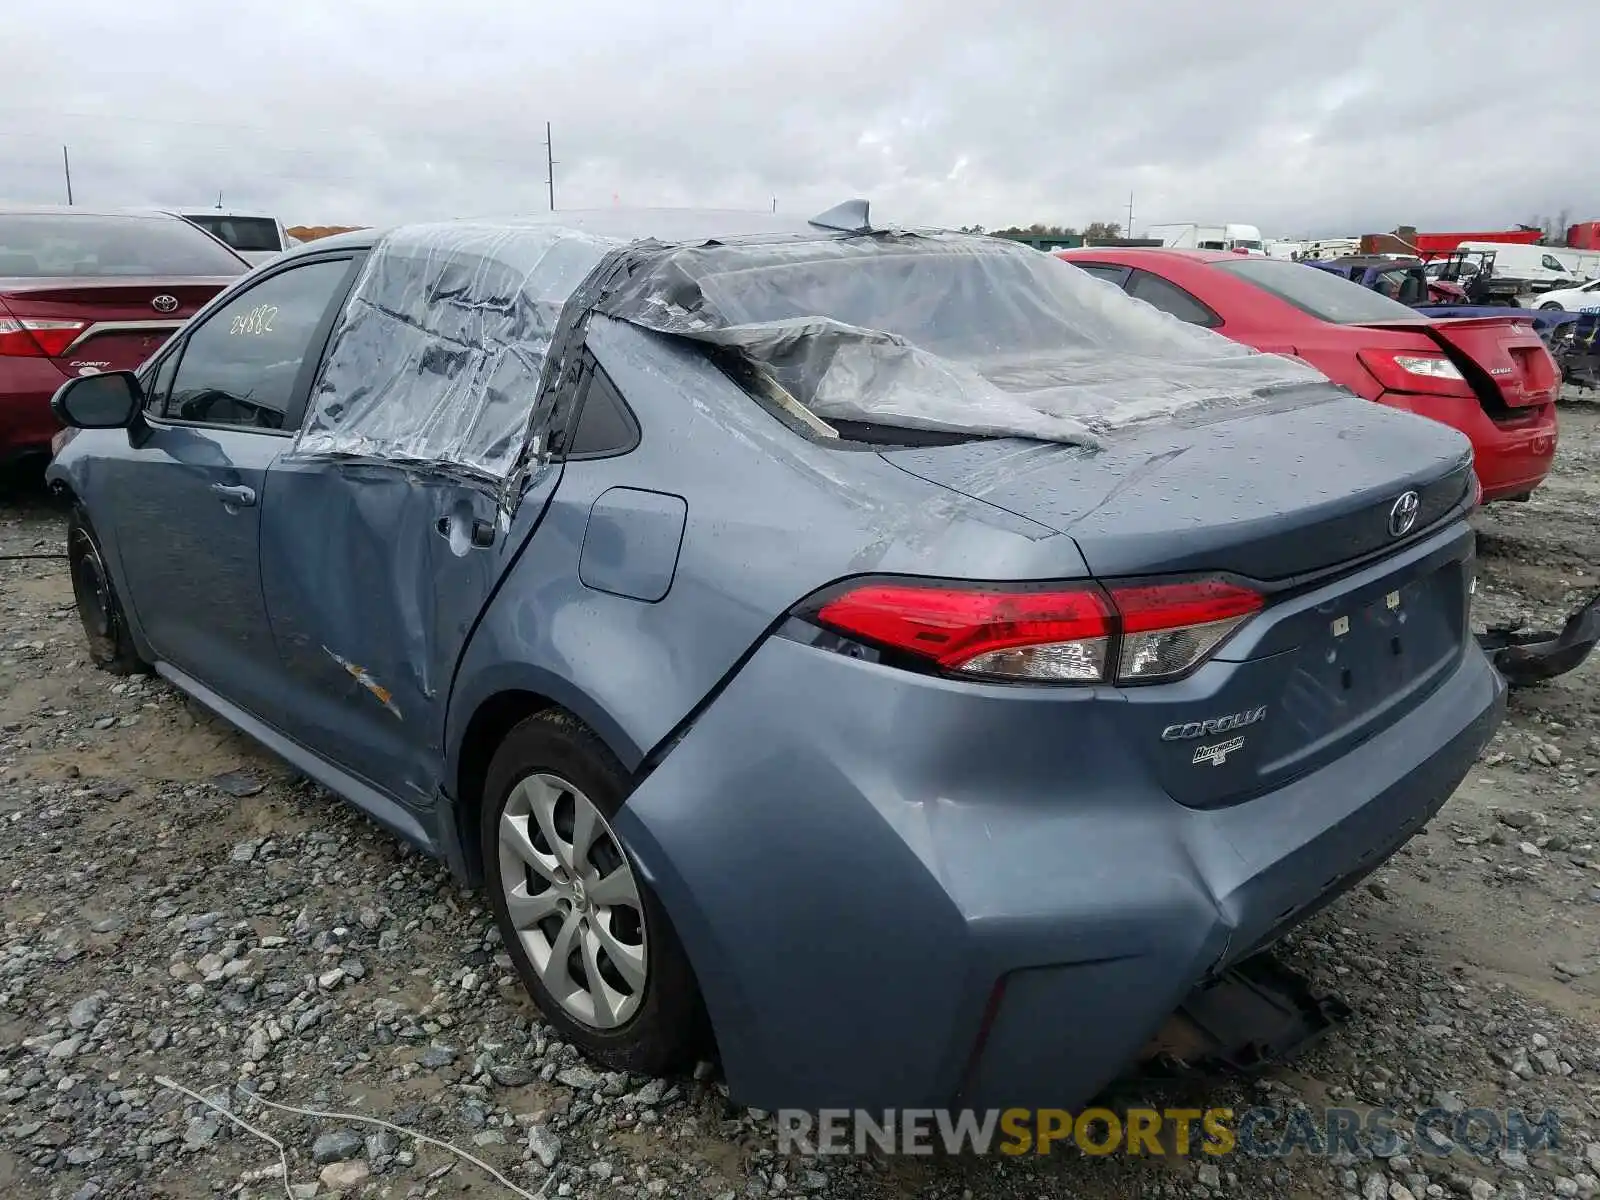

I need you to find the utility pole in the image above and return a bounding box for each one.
[216,191,223,210]
[1126,190,1134,238]
[62,146,73,206]
[771,197,777,214]
[544,122,556,212]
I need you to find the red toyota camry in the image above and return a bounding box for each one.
[1056,248,1558,502]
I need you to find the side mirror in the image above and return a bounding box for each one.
[50,370,144,429]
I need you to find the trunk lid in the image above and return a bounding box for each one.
[0,277,230,372]
[878,391,1474,582]
[881,390,1479,811]
[1360,315,1560,413]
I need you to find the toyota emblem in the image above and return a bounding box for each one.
[1388,490,1421,538]
[151,294,180,314]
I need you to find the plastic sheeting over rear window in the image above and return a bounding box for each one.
[595,233,1326,446]
[291,221,619,479]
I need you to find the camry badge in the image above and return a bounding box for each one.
[151,294,180,314]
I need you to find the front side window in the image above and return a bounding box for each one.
[1541,255,1568,273]
[162,259,350,430]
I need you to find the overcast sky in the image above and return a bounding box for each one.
[4,0,1594,238]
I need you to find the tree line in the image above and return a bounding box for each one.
[959,221,1124,240]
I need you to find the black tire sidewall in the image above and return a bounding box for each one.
[480,711,704,1075]
[66,505,143,674]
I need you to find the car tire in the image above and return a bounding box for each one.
[481,709,707,1075]
[1540,302,1564,311]
[66,505,148,676]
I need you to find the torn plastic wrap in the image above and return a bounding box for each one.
[290,221,621,480]
[595,233,1329,445]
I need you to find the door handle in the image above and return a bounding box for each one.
[210,483,257,507]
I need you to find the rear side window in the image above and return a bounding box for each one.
[564,364,639,458]
[1214,257,1419,324]
[1126,270,1222,327]
[1068,262,1131,286]
[0,214,249,278]
[183,215,283,253]
[162,258,351,431]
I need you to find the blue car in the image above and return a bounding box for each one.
[46,206,1505,1110]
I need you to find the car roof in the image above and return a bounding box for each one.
[1058,246,1241,266]
[175,208,280,220]
[0,203,195,221]
[275,208,870,261]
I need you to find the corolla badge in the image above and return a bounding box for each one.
[151,294,180,314]
[1161,706,1267,742]
[1388,490,1420,538]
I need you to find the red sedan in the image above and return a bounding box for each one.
[1056,248,1559,503]
[1,205,247,467]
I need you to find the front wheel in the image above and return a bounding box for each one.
[481,710,707,1074]
[1540,302,1564,311]
[67,506,147,675]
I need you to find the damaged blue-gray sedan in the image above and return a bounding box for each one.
[45,203,1505,1110]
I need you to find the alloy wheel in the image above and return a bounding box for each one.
[497,773,648,1029]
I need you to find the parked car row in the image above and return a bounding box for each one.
[1057,247,1560,503]
[41,205,1510,1112]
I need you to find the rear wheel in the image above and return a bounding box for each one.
[481,710,706,1074]
[67,506,147,675]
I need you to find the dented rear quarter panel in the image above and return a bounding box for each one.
[443,317,1088,785]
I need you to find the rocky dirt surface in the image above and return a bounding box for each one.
[1,398,1597,1200]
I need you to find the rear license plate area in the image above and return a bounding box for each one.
[1278,566,1462,743]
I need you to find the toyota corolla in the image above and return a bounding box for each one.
[46,207,1504,1109]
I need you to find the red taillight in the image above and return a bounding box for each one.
[816,583,1113,682]
[0,310,86,358]
[810,577,1262,685]
[1356,349,1471,397]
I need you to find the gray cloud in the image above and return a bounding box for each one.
[3,0,1593,238]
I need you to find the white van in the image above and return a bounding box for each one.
[1146,223,1265,254]
[176,210,293,266]
[1457,242,1575,291]
[1545,247,1600,281]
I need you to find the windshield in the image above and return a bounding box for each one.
[0,213,249,277]
[1233,240,1264,251]
[1214,256,1420,323]
[182,215,283,253]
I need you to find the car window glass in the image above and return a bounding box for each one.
[0,213,247,277]
[146,348,180,415]
[565,364,639,457]
[1542,255,1565,272]
[165,259,349,431]
[1125,270,1221,326]
[1068,263,1129,285]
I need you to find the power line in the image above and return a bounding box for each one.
[545,122,556,212]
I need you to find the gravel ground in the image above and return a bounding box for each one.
[1,397,1598,1200]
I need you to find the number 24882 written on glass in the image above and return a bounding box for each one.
[229,304,278,336]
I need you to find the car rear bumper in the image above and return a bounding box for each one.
[1377,390,1556,501]
[0,359,70,461]
[618,628,1505,1111]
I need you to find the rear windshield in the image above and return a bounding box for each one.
[182,215,283,253]
[0,214,248,278]
[1214,256,1420,323]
